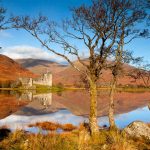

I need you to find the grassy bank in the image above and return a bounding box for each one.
[0,85,64,93]
[64,87,150,93]
[0,125,149,150]
[1,86,150,94]
[35,85,64,93]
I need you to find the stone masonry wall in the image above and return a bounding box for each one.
[33,73,52,86]
[18,72,52,88]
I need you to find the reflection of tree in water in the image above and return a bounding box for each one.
[0,90,11,95]
[57,91,62,96]
[148,103,150,110]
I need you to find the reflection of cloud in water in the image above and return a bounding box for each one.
[0,107,150,131]
[0,110,89,131]
[115,107,150,128]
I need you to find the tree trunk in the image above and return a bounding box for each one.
[89,78,99,135]
[109,76,117,129]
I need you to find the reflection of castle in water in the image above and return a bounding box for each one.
[19,92,52,109]
[33,93,52,108]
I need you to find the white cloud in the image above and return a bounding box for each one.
[1,45,67,63]
[0,31,12,38]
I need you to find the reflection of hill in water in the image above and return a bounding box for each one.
[0,93,27,119]
[52,91,150,117]
[13,91,150,117]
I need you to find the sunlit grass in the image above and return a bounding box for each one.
[0,125,150,150]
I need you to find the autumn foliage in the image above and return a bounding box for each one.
[29,121,77,132]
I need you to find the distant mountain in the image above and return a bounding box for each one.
[16,58,68,75]
[15,58,144,86]
[0,55,35,82]
[0,55,144,87]
[53,60,143,86]
[16,58,57,68]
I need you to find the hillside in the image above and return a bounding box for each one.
[52,91,150,117]
[15,58,67,75]
[53,61,143,87]
[15,58,145,87]
[0,54,36,83]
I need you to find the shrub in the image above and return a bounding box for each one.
[29,122,60,131]
[61,124,77,131]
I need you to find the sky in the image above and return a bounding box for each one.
[0,0,150,63]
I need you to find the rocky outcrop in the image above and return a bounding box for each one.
[123,121,150,140]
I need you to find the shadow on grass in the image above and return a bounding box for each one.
[0,128,11,141]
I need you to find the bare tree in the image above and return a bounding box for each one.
[129,64,150,88]
[108,46,124,129]
[11,0,148,135]
[108,0,148,129]
[0,5,13,50]
[0,5,12,30]
[0,6,6,49]
[0,6,6,29]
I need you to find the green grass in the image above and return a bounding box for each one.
[1,86,150,93]
[116,87,150,93]
[35,84,64,93]
[64,86,150,92]
[0,85,64,93]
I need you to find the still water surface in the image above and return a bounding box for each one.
[0,90,150,132]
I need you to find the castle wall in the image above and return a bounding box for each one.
[28,78,33,87]
[33,73,52,87]
[18,72,52,88]
[19,77,33,88]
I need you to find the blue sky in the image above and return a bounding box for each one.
[0,0,150,63]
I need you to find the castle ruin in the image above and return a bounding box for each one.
[33,72,52,86]
[18,72,52,89]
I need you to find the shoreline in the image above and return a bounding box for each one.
[0,87,150,92]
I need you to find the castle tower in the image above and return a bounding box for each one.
[43,72,52,86]
[33,72,52,87]
[28,78,33,87]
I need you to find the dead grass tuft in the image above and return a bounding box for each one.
[29,121,60,131]
[61,123,77,131]
[0,124,149,150]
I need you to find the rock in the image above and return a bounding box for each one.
[123,121,150,140]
